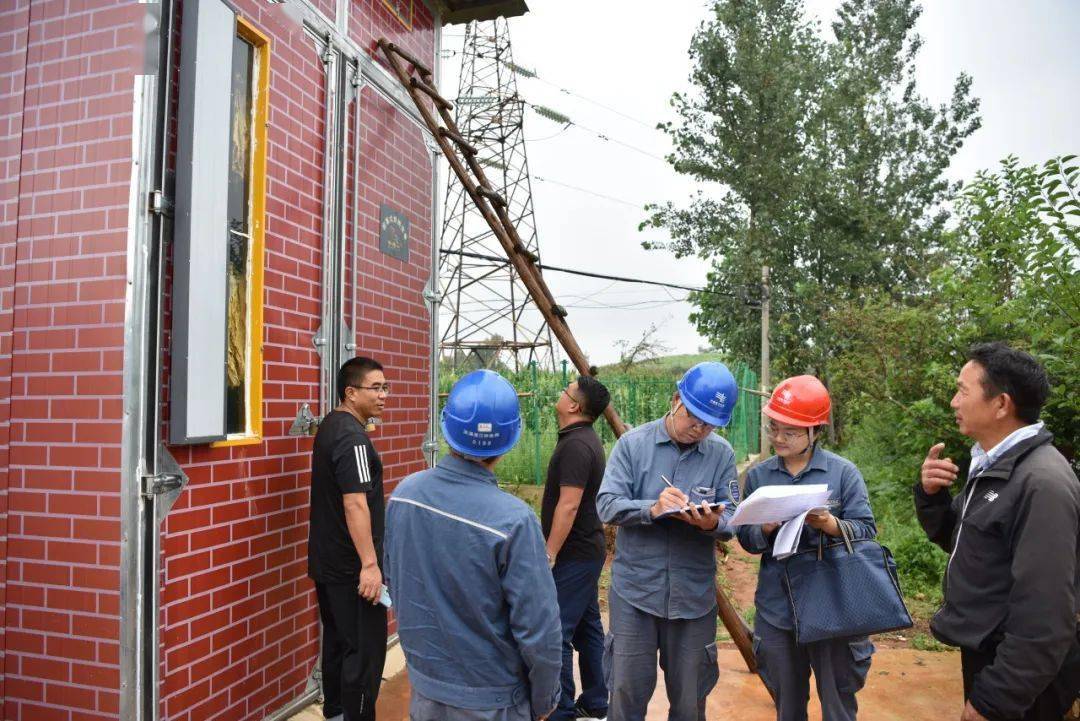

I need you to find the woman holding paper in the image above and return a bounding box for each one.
[736,375,877,721]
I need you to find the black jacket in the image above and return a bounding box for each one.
[914,429,1080,721]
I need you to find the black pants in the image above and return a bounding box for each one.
[962,639,1080,721]
[316,582,388,721]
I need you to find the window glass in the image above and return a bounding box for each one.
[226,33,255,435]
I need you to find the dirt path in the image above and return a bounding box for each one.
[295,531,966,721]
[295,646,963,721]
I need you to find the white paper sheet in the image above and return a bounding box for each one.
[728,483,831,526]
[772,510,809,559]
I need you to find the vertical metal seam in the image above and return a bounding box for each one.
[120,73,156,721]
[318,35,336,417]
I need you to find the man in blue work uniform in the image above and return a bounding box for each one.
[597,361,739,721]
[384,369,562,721]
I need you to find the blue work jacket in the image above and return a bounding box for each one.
[736,447,877,630]
[384,454,562,717]
[596,417,737,620]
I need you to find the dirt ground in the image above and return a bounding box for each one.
[293,647,963,721]
[294,541,969,720]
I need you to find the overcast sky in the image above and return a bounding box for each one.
[437,0,1079,367]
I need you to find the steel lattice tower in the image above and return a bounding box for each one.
[439,18,555,373]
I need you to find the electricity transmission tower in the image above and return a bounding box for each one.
[439,18,555,373]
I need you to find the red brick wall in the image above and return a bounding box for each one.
[157,2,434,720]
[1,0,146,719]
[352,0,435,67]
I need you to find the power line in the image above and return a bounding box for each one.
[440,248,760,304]
[523,101,668,162]
[508,61,658,130]
[531,175,644,208]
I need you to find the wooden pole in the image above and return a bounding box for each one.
[378,40,767,686]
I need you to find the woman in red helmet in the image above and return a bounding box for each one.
[736,376,877,721]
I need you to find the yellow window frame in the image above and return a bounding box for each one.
[213,16,269,448]
[381,0,413,30]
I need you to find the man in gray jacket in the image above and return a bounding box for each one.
[384,370,561,721]
[915,342,1080,721]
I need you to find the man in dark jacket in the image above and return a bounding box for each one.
[915,342,1080,721]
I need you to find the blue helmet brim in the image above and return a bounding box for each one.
[440,408,522,458]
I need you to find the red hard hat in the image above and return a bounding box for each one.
[763,375,831,427]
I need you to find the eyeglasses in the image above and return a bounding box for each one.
[766,424,806,442]
[562,387,584,406]
[352,384,391,395]
[675,403,713,432]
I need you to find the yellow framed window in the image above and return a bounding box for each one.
[214,17,269,447]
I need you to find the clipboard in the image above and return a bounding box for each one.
[654,501,727,520]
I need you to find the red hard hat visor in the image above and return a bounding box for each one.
[762,402,827,427]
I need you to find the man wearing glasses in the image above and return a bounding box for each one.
[308,356,391,721]
[597,361,740,721]
[542,375,612,721]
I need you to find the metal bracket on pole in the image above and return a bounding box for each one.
[312,324,327,355]
[421,435,440,455]
[141,473,182,499]
[342,320,355,354]
[145,446,188,524]
[288,402,318,436]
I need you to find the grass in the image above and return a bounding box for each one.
[599,352,720,378]
[910,633,949,652]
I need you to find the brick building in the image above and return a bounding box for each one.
[0,0,524,719]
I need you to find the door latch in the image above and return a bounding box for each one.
[142,473,184,499]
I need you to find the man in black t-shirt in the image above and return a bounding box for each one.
[308,356,389,721]
[541,375,611,721]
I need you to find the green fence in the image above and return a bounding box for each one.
[439,362,760,485]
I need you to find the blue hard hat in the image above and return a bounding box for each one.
[441,370,522,458]
[676,361,738,428]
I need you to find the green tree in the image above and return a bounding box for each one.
[645,0,980,380]
[936,155,1079,462]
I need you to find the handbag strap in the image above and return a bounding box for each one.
[816,516,855,560]
[839,518,854,554]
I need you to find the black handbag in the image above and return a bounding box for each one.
[782,519,913,644]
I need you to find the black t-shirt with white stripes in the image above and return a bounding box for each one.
[307,409,384,584]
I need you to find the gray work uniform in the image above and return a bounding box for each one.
[384,455,562,721]
[737,448,877,721]
[596,417,737,721]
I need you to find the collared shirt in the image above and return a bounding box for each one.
[596,416,737,620]
[384,455,562,716]
[736,447,876,631]
[969,421,1045,477]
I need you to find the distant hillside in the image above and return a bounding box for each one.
[597,352,727,380]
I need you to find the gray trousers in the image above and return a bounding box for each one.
[753,617,874,721]
[409,691,531,721]
[604,589,720,721]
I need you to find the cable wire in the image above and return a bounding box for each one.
[439,248,758,303]
[523,102,668,162]
[530,175,644,208]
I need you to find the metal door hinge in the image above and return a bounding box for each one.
[142,472,184,499]
[149,190,171,217]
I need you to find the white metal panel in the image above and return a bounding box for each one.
[171,0,234,444]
